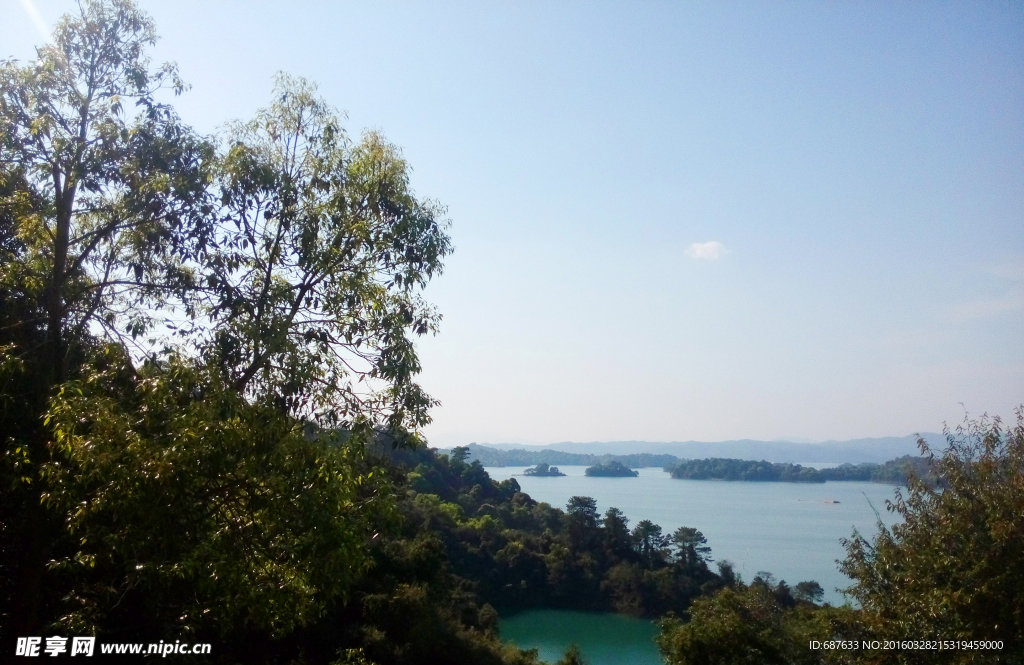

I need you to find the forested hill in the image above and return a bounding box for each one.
[332,442,742,664]
[438,442,679,468]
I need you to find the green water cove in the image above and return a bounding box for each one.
[500,609,661,665]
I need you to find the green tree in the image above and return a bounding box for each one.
[36,74,451,642]
[659,409,1024,665]
[565,495,600,554]
[794,581,824,605]
[43,349,395,638]
[202,75,450,432]
[1,0,452,646]
[632,519,669,567]
[658,585,792,665]
[0,0,210,636]
[657,584,838,665]
[566,495,599,523]
[0,0,210,380]
[671,526,712,567]
[840,412,1024,661]
[601,506,631,560]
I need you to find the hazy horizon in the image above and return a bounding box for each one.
[433,432,942,448]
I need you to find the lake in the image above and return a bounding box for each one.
[486,465,903,606]
[500,609,661,665]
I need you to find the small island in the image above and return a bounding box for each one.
[523,462,566,477]
[585,460,639,477]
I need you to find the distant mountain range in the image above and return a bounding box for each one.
[437,434,946,465]
[440,444,679,468]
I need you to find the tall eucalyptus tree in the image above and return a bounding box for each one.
[1,0,210,636]
[2,0,452,641]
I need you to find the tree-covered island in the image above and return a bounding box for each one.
[585,460,639,477]
[665,458,824,482]
[522,462,566,476]
[664,455,940,485]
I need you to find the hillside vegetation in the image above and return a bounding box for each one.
[659,415,1024,665]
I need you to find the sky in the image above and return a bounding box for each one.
[4,1,1023,446]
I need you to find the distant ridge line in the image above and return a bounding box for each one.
[436,433,946,465]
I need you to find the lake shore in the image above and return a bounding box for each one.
[486,466,901,606]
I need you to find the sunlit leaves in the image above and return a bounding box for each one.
[2,1,452,647]
[839,412,1024,658]
[196,74,452,434]
[0,0,213,369]
[43,348,395,636]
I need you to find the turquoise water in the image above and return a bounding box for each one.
[487,466,902,605]
[500,609,661,665]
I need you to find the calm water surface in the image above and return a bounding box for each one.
[487,466,902,605]
[500,609,661,665]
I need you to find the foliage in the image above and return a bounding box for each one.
[0,0,211,375]
[794,581,825,604]
[584,460,638,477]
[386,448,727,620]
[0,0,451,653]
[523,462,565,476]
[671,527,712,567]
[196,73,451,430]
[659,412,1024,665]
[665,458,824,482]
[1,0,211,638]
[665,456,939,485]
[819,455,940,486]
[0,160,54,636]
[276,443,733,663]
[839,413,1024,662]
[42,348,395,638]
[658,585,795,665]
[657,582,861,665]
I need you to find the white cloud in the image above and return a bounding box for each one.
[685,240,728,261]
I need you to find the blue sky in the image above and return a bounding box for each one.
[5,1,1023,445]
